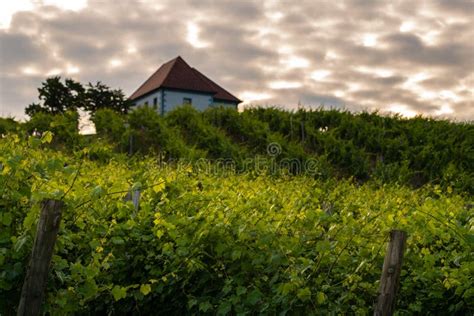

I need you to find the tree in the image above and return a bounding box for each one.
[25,77,132,117]
[25,76,85,116]
[84,82,133,116]
[24,103,48,117]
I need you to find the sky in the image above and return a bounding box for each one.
[0,0,473,120]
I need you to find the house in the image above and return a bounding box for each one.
[129,56,241,114]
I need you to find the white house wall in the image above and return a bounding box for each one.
[163,90,213,112]
[134,90,163,112]
[133,89,237,114]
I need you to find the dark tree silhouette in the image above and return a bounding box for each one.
[25,77,132,117]
[84,81,132,116]
[25,76,85,116]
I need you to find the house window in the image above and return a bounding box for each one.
[153,97,158,110]
[183,97,192,105]
[144,101,149,107]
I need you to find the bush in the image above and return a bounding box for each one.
[91,109,127,149]
[0,118,21,135]
[166,105,242,160]
[127,107,196,159]
[24,111,80,148]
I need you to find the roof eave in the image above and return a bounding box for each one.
[214,97,242,104]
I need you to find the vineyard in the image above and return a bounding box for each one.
[1,131,473,314]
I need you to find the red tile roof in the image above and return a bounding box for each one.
[130,56,241,103]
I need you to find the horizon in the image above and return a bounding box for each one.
[0,0,473,120]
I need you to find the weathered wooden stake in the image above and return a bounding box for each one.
[18,200,63,316]
[124,188,140,214]
[374,230,407,316]
[131,189,140,212]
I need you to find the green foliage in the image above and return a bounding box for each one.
[0,117,21,135]
[202,107,308,163]
[10,104,474,193]
[84,82,132,115]
[24,111,80,148]
[166,105,243,160]
[91,109,126,142]
[0,134,472,314]
[24,112,54,134]
[25,77,84,116]
[127,107,197,159]
[242,107,473,191]
[25,77,132,118]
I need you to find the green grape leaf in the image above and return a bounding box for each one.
[297,287,311,302]
[316,291,327,304]
[140,284,151,296]
[199,301,212,312]
[41,131,53,144]
[111,285,127,301]
[1,213,12,226]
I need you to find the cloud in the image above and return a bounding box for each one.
[0,0,472,121]
[0,32,50,73]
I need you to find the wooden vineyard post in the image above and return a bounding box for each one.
[124,188,140,215]
[18,200,64,316]
[374,230,407,316]
[131,189,140,212]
